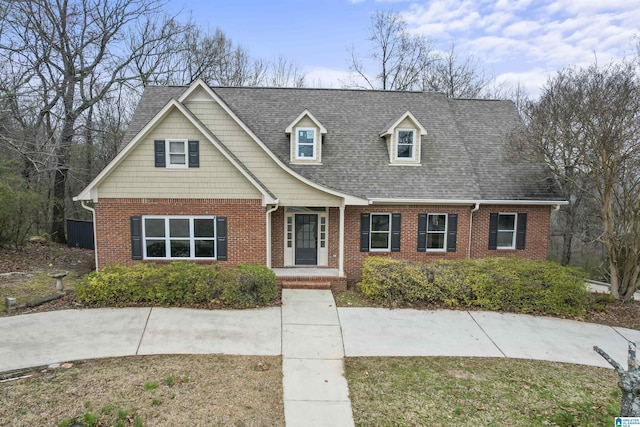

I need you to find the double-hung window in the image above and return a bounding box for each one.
[497,213,516,249]
[167,140,187,168]
[396,129,415,160]
[143,216,216,259]
[426,214,447,250]
[370,213,391,251]
[296,128,316,160]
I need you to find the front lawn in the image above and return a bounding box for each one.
[346,356,620,427]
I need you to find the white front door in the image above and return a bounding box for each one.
[284,208,328,267]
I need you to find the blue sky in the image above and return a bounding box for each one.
[170,0,640,97]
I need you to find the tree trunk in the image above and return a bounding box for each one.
[561,211,573,266]
[50,165,67,244]
[595,343,640,416]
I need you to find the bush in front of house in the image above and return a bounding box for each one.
[76,262,278,309]
[358,257,589,317]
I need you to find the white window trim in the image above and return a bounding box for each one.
[370,213,392,252]
[295,127,317,160]
[395,129,416,161]
[142,215,216,260]
[166,139,188,169]
[426,213,447,252]
[497,212,517,250]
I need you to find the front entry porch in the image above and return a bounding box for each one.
[272,267,347,292]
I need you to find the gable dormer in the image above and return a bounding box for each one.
[285,109,327,164]
[379,111,427,166]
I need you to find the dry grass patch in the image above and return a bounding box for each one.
[345,356,620,427]
[0,355,283,426]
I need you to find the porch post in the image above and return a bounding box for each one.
[339,204,345,277]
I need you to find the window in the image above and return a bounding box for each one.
[296,128,316,160]
[426,214,447,250]
[396,129,415,160]
[497,213,516,249]
[418,213,457,252]
[143,216,216,259]
[361,213,401,252]
[154,139,199,168]
[167,140,187,168]
[370,213,391,250]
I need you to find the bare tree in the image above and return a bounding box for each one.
[516,62,640,300]
[268,56,306,88]
[423,43,493,98]
[0,0,186,243]
[348,10,434,91]
[595,343,640,416]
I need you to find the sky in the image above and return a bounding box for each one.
[169,0,640,97]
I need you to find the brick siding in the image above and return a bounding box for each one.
[95,198,265,268]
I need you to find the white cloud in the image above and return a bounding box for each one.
[305,67,367,88]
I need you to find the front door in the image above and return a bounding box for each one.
[295,214,317,265]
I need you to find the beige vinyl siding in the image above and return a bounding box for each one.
[185,100,341,206]
[97,109,262,199]
[289,115,321,164]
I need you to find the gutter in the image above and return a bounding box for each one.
[468,202,480,258]
[368,198,569,206]
[80,201,99,272]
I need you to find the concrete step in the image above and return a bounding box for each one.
[281,281,331,290]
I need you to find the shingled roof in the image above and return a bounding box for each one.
[124,85,563,202]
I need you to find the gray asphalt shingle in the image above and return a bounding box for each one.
[124,85,563,202]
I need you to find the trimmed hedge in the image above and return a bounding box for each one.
[359,257,589,317]
[76,262,278,309]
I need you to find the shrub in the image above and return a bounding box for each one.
[220,263,278,308]
[76,262,278,309]
[358,256,589,317]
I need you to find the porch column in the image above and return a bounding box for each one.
[339,205,345,277]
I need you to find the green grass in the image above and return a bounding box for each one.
[345,356,621,427]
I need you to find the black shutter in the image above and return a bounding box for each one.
[360,213,370,252]
[154,140,165,167]
[447,213,458,252]
[188,140,199,167]
[417,213,427,252]
[488,212,498,250]
[391,213,401,252]
[131,216,142,260]
[217,216,227,261]
[516,213,527,250]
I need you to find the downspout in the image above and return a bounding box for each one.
[80,201,99,272]
[468,202,480,258]
[265,204,279,268]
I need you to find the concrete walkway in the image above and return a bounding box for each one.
[281,289,354,427]
[2,293,640,425]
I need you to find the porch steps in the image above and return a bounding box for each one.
[281,281,331,290]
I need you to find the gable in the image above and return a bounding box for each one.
[97,109,262,199]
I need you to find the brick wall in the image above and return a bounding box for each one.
[95,198,266,268]
[271,207,284,268]
[343,204,552,284]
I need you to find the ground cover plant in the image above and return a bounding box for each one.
[345,356,620,427]
[358,257,590,317]
[0,355,283,426]
[76,262,278,309]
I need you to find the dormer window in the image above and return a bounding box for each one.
[396,129,415,160]
[296,128,316,160]
[286,109,327,164]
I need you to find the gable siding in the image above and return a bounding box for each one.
[97,109,261,199]
[185,100,341,206]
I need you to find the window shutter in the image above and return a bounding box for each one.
[131,216,142,260]
[154,140,165,167]
[360,213,370,252]
[391,213,401,252]
[417,214,427,252]
[216,216,227,261]
[516,213,527,250]
[488,212,498,250]
[188,140,199,168]
[447,213,458,252]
